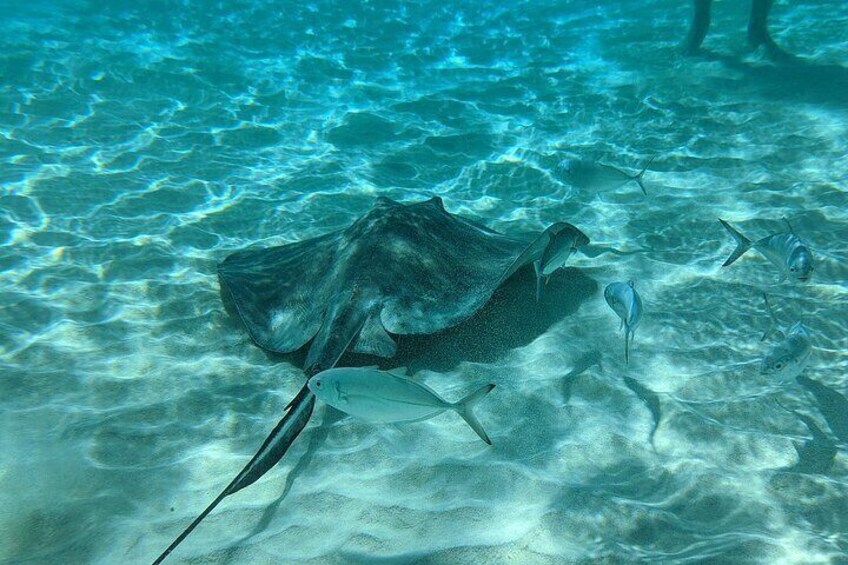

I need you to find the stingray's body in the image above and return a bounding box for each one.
[218,196,534,372]
[154,196,578,564]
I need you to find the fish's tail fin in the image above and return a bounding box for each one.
[761,293,778,342]
[633,157,654,196]
[453,383,496,445]
[719,219,752,267]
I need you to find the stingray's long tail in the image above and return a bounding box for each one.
[152,384,315,565]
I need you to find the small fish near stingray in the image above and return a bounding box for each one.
[308,367,495,445]
[152,196,589,563]
[604,280,643,364]
[558,158,652,196]
[506,222,589,302]
[759,293,812,383]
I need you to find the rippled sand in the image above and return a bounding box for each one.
[2,1,847,563]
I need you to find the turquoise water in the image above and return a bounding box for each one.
[2,0,847,563]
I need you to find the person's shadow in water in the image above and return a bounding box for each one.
[681,0,848,107]
[693,50,848,108]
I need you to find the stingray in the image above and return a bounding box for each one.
[153,196,583,563]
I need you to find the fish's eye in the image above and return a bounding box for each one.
[790,266,797,272]
[314,380,322,388]
[774,362,784,370]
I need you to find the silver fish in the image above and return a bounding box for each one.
[604,280,643,364]
[533,222,589,301]
[719,218,814,282]
[760,293,811,382]
[307,367,495,444]
[559,159,651,195]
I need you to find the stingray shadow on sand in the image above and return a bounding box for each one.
[351,265,596,373]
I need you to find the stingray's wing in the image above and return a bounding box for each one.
[377,198,541,335]
[217,231,342,353]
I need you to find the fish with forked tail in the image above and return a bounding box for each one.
[718,218,814,281]
[308,367,496,444]
[558,158,652,195]
[497,221,589,302]
[604,280,643,364]
[759,293,812,383]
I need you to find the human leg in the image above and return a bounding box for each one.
[683,0,712,54]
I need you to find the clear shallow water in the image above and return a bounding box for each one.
[2,0,847,563]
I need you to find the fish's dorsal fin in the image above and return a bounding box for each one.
[386,366,409,377]
[782,216,797,235]
[760,293,784,342]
